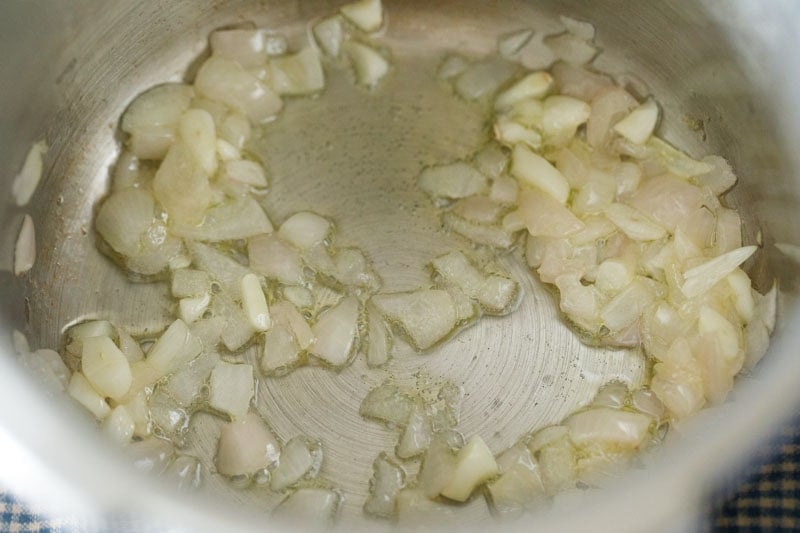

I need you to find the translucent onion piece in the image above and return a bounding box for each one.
[241,273,271,331]
[278,211,332,250]
[163,350,220,407]
[431,251,485,298]
[209,29,268,69]
[309,296,359,367]
[540,95,591,146]
[340,0,383,32]
[360,382,415,427]
[756,284,778,334]
[81,335,133,401]
[283,286,314,310]
[441,435,499,502]
[216,412,280,476]
[372,290,456,350]
[613,99,659,144]
[333,247,380,289]
[498,29,534,59]
[67,372,110,420]
[490,176,519,205]
[187,241,251,299]
[453,195,504,224]
[366,310,392,367]
[601,278,656,332]
[743,318,770,371]
[262,325,301,376]
[364,453,406,518]
[273,487,342,527]
[419,161,488,200]
[419,437,458,499]
[592,381,629,409]
[271,437,323,491]
[264,33,288,56]
[172,196,273,242]
[494,116,543,150]
[18,348,70,394]
[272,300,315,350]
[518,188,584,237]
[544,32,597,66]
[163,455,203,492]
[629,174,705,232]
[478,275,519,315]
[178,293,211,324]
[153,141,212,226]
[455,57,518,101]
[12,140,47,206]
[219,159,268,191]
[148,389,189,444]
[171,268,210,298]
[178,108,217,175]
[13,214,35,275]
[681,246,757,298]
[446,287,477,323]
[438,54,470,81]
[715,208,743,255]
[212,292,257,351]
[248,234,304,285]
[313,16,345,58]
[121,84,193,159]
[537,437,577,494]
[566,407,651,448]
[189,315,226,351]
[696,155,737,195]
[129,437,175,474]
[587,86,637,148]
[646,137,714,177]
[443,213,514,248]
[560,16,596,40]
[209,361,254,421]
[528,425,569,453]
[95,188,154,256]
[512,145,570,204]
[102,405,135,445]
[551,62,613,103]
[117,329,144,364]
[194,56,282,123]
[270,47,325,95]
[396,488,458,527]
[726,269,755,322]
[343,41,390,87]
[494,71,553,110]
[604,203,666,241]
[487,444,545,519]
[146,319,203,377]
[396,404,431,459]
[124,390,151,438]
[631,388,665,419]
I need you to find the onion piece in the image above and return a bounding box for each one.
[146,319,203,377]
[248,234,304,285]
[172,196,273,242]
[241,273,271,332]
[95,188,155,256]
[560,16,596,40]
[129,438,175,474]
[121,84,194,160]
[487,443,545,519]
[102,405,135,445]
[613,99,659,144]
[283,286,314,310]
[81,335,133,401]
[537,437,577,494]
[209,361,254,421]
[604,203,666,241]
[13,214,35,276]
[313,16,345,58]
[12,140,47,206]
[540,95,591,146]
[681,245,757,299]
[360,382,415,427]
[396,488,458,527]
[551,62,613,102]
[443,213,514,248]
[171,269,210,298]
[219,159,268,192]
[726,269,755,322]
[695,155,737,195]
[419,161,488,200]
[270,47,325,95]
[163,350,220,407]
[272,300,315,350]
[186,241,251,299]
[490,176,519,205]
[478,275,519,315]
[153,141,212,226]
[309,296,359,367]
[364,453,406,518]
[494,116,543,150]
[566,407,651,448]
[743,318,770,371]
[209,29,268,69]
[511,145,570,204]
[343,41,390,87]
[453,195,504,224]
[163,455,203,492]
[271,437,323,491]
[178,108,217,175]
[277,211,331,250]
[629,175,705,232]
[419,436,458,499]
[431,251,485,298]
[587,86,638,148]
[195,56,282,123]
[518,188,584,237]
[178,293,211,324]
[494,71,553,110]
[544,32,597,66]
[498,29,534,59]
[67,372,110,420]
[646,137,714,178]
[438,54,470,81]
[366,309,392,367]
[600,278,656,332]
[340,0,383,33]
[396,404,431,459]
[18,348,70,394]
[372,290,456,350]
[216,412,280,476]
[332,247,380,289]
[124,390,151,438]
[454,57,518,101]
[441,435,499,502]
[262,325,301,376]
[273,487,342,526]
[148,389,189,444]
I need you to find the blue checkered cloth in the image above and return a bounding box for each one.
[2,421,799,531]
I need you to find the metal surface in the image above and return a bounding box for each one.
[0,0,798,531]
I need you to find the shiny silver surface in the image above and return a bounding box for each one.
[0,1,798,531]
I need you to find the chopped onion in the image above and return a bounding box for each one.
[283,286,314,309]
[209,29,268,69]
[270,47,325,95]
[18,348,70,394]
[313,16,345,57]
[743,318,770,371]
[146,319,203,377]
[695,155,737,195]
[95,187,155,256]
[209,361,254,421]
[572,170,616,216]
[441,435,499,502]
[489,176,519,205]
[67,372,110,420]
[278,211,331,250]
[178,108,217,176]
[129,437,175,474]
[431,251,484,298]
[540,95,591,146]
[537,437,577,494]
[102,405,135,445]
[646,137,714,178]
[437,54,470,80]
[396,404,431,459]
[511,145,570,204]
[604,203,666,241]
[419,161,488,200]
[178,292,211,324]
[443,213,514,248]
[453,195,504,224]
[587,86,637,148]
[190,315,226,351]
[566,407,651,448]
[755,284,778,334]
[487,443,545,519]
[333,247,379,289]
[271,437,323,491]
[272,300,315,350]
[273,487,342,526]
[418,436,458,499]
[172,196,273,242]
[264,33,289,56]
[195,56,282,123]
[494,116,543,150]
[366,309,392,367]
[12,140,47,206]
[631,388,665,419]
[498,29,534,59]
[601,278,656,332]
[629,175,705,232]
[262,325,301,376]
[248,234,304,285]
[494,71,553,110]
[219,159,268,191]
[163,455,203,492]
[171,268,210,298]
[343,41,390,87]
[681,245,757,298]
[360,382,415,426]
[163,350,220,407]
[124,390,151,438]
[309,296,359,367]
[187,241,251,299]
[81,335,133,401]
[454,57,518,101]
[147,389,189,443]
[551,62,613,102]
[372,290,456,350]
[560,16,596,41]
[241,273,271,332]
[364,453,406,518]
[726,269,755,322]
[216,412,280,476]
[396,488,458,527]
[544,32,597,66]
[518,188,584,237]
[340,0,383,33]
[528,425,569,453]
[13,214,35,276]
[613,99,659,145]
[153,141,212,226]
[121,84,194,159]
[477,275,519,315]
